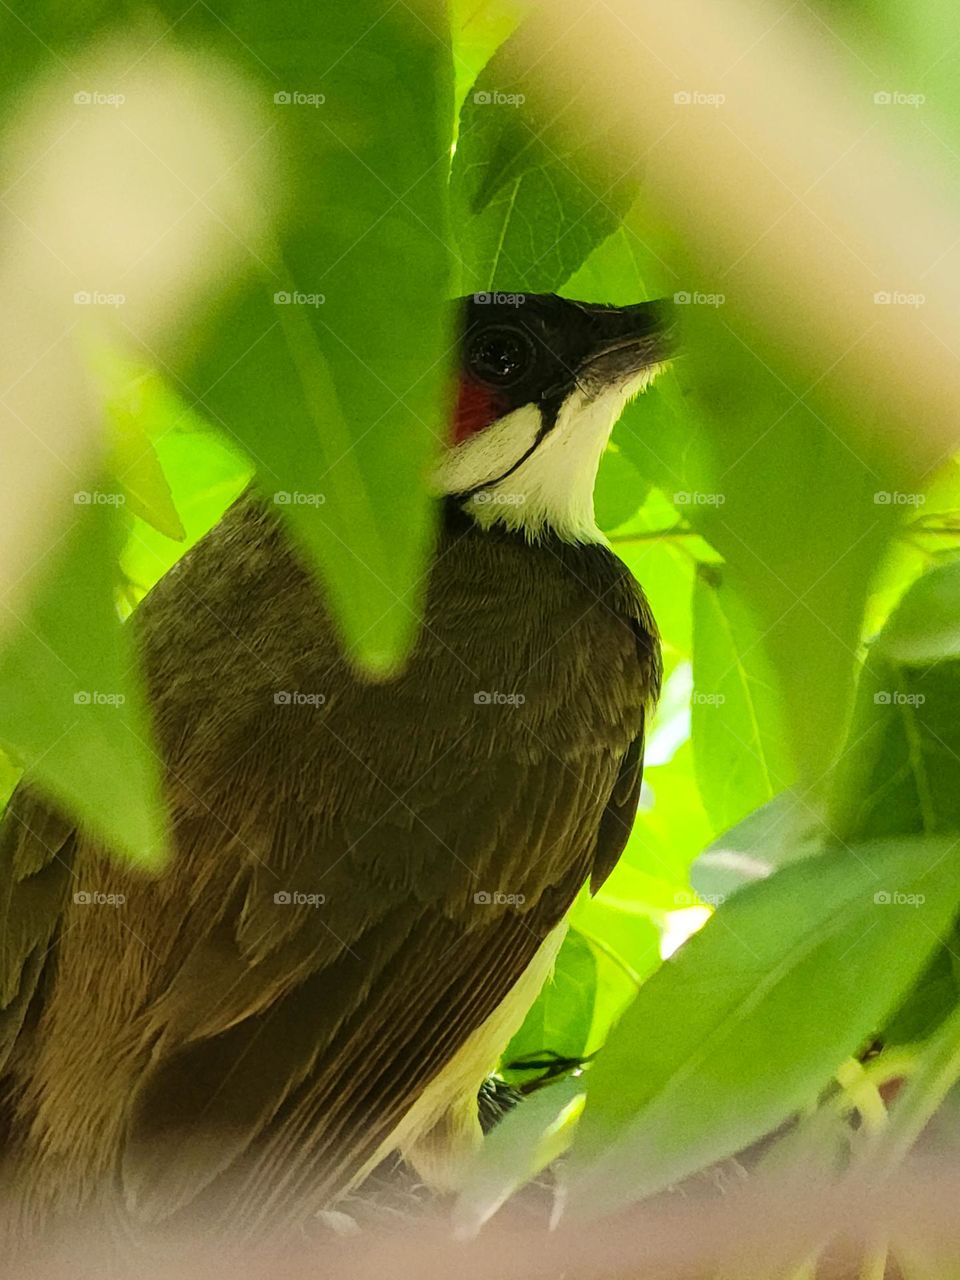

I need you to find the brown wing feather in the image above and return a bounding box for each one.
[0,789,73,1075]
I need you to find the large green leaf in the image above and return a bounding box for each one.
[691,565,794,831]
[0,491,166,860]
[563,836,960,1219]
[159,0,454,675]
[451,21,637,292]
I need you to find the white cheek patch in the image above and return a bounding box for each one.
[434,404,543,497]
[448,363,664,545]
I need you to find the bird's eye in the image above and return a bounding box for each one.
[467,325,534,387]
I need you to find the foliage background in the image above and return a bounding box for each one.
[3,0,960,1271]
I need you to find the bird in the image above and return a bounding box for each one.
[0,291,668,1243]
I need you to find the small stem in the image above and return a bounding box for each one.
[865,999,960,1174]
[608,524,697,544]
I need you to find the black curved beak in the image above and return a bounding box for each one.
[574,299,677,392]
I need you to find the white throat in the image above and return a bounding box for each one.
[438,366,663,545]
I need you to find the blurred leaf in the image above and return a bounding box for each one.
[564,836,960,1219]
[451,21,637,292]
[164,0,454,676]
[454,1077,584,1237]
[0,490,165,859]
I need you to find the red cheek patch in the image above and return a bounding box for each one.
[452,376,506,445]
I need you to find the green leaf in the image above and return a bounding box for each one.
[655,305,908,781]
[691,789,826,904]
[166,0,455,676]
[503,928,598,1071]
[832,560,960,841]
[451,21,637,292]
[0,490,166,861]
[594,446,649,533]
[563,836,960,1219]
[691,565,794,831]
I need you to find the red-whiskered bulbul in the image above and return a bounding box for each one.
[0,292,668,1240]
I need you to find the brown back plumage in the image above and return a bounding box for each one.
[0,492,660,1238]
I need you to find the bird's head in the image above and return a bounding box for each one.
[436,292,673,543]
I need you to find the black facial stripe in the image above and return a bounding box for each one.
[451,396,563,501]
